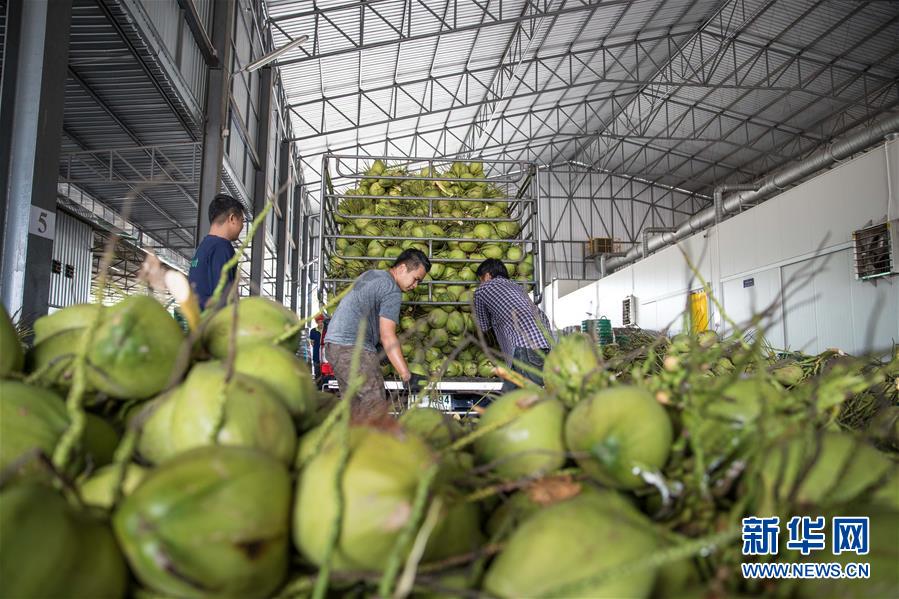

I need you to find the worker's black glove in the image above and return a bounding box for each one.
[406,373,427,394]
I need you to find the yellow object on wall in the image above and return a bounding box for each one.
[689,290,709,333]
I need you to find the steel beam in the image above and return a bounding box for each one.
[175,0,218,66]
[0,0,73,323]
[197,0,235,241]
[275,140,290,304]
[249,67,273,295]
[271,0,630,67]
[292,192,303,316]
[0,0,22,266]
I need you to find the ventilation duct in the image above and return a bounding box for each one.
[601,113,899,275]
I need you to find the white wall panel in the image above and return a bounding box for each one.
[721,267,784,345]
[847,263,898,352]
[549,139,899,354]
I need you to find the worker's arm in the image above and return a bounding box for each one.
[380,316,410,381]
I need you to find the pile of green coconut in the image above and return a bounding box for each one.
[326,160,536,380]
[1,294,897,598]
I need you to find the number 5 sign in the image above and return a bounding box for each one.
[29,206,56,240]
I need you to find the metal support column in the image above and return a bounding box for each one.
[0,0,73,322]
[0,0,23,265]
[274,140,290,304]
[293,203,305,316]
[249,66,273,295]
[196,0,235,242]
[295,209,311,318]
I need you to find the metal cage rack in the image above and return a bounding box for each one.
[317,153,543,308]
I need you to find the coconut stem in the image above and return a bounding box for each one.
[461,467,582,503]
[51,307,105,470]
[394,495,443,599]
[378,462,440,598]
[22,352,70,386]
[109,428,139,506]
[312,321,368,599]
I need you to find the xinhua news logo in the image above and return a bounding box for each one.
[740,516,871,580]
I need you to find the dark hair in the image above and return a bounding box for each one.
[476,258,509,279]
[393,249,431,273]
[209,194,245,225]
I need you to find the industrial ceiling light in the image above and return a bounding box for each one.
[241,34,309,73]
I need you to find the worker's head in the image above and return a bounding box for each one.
[390,249,431,292]
[476,258,509,283]
[315,313,324,328]
[208,194,245,241]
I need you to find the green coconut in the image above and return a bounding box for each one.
[472,223,494,239]
[483,488,659,598]
[565,385,673,490]
[428,309,448,329]
[114,446,291,599]
[0,381,69,478]
[485,491,543,537]
[505,246,523,261]
[86,295,186,399]
[518,260,534,277]
[458,267,477,281]
[481,244,504,259]
[495,221,520,238]
[445,360,463,377]
[425,346,443,363]
[27,327,86,389]
[400,315,417,332]
[293,426,435,572]
[0,304,23,377]
[686,378,783,460]
[430,329,449,348]
[478,360,495,378]
[204,296,299,359]
[233,343,317,424]
[293,423,339,470]
[543,333,600,406]
[400,407,463,449]
[138,362,296,465]
[82,412,122,468]
[473,389,566,479]
[772,362,804,387]
[32,303,105,345]
[80,464,148,510]
[759,431,897,513]
[1,482,128,599]
[445,311,465,336]
[423,499,484,563]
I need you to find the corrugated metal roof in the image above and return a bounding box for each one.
[56,0,207,257]
[270,0,899,199]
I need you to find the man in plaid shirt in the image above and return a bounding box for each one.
[473,258,553,391]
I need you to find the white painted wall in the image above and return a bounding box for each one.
[544,138,899,355]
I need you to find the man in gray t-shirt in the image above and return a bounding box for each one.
[325,249,430,418]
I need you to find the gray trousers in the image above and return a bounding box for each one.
[501,347,549,393]
[325,342,387,420]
